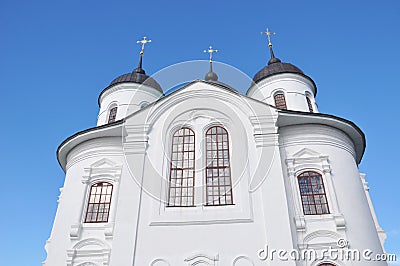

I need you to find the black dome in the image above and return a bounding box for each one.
[109,70,163,93]
[253,62,304,83]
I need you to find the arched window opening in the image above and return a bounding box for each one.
[274,92,287,109]
[85,182,113,223]
[205,126,233,206]
[298,171,329,215]
[108,106,118,123]
[168,128,195,207]
[306,96,314,113]
[318,263,336,266]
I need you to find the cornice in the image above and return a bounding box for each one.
[57,121,124,172]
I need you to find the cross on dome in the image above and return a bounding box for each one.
[261,27,276,47]
[137,36,152,56]
[261,26,281,65]
[203,45,219,81]
[134,36,152,73]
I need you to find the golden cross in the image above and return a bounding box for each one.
[204,45,218,63]
[136,36,152,55]
[261,27,276,47]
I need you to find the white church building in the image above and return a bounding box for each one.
[43,33,387,266]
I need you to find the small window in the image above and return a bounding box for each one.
[85,182,113,223]
[306,96,314,113]
[168,128,195,207]
[205,126,233,206]
[108,106,118,123]
[274,92,287,109]
[298,171,329,215]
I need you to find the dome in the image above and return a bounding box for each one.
[253,62,304,83]
[109,68,163,93]
[204,71,218,81]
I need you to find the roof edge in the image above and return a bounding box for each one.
[277,109,366,164]
[56,120,124,172]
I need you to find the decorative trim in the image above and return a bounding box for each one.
[249,115,278,147]
[285,147,347,249]
[123,124,150,154]
[232,255,254,265]
[150,258,171,266]
[70,158,122,240]
[184,253,219,266]
[66,238,110,266]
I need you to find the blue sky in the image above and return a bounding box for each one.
[1,0,399,264]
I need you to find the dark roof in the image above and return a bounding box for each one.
[253,62,304,83]
[109,71,162,93]
[251,45,317,95]
[98,66,163,107]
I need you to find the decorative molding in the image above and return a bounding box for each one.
[57,187,64,204]
[67,238,110,266]
[66,137,123,170]
[249,115,278,147]
[280,125,356,161]
[150,258,170,266]
[123,124,150,154]
[286,147,347,248]
[232,255,254,266]
[299,230,342,250]
[184,253,219,266]
[150,217,254,226]
[69,158,122,240]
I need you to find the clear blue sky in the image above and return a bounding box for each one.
[1,0,399,264]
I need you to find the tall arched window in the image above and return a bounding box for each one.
[274,92,287,109]
[108,106,118,123]
[168,128,195,207]
[298,171,329,215]
[85,182,113,223]
[205,126,233,206]
[306,96,314,113]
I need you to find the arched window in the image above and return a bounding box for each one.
[274,92,287,109]
[205,126,233,206]
[85,182,113,223]
[306,96,314,112]
[168,128,195,207]
[107,106,118,123]
[298,171,329,215]
[318,263,336,266]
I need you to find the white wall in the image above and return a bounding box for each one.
[97,83,163,126]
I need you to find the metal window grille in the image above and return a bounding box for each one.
[274,93,287,109]
[306,96,314,112]
[298,171,330,215]
[85,182,113,223]
[168,128,195,207]
[205,126,233,206]
[108,106,118,123]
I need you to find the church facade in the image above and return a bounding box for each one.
[43,35,387,266]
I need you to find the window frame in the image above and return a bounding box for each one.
[167,127,196,207]
[107,106,118,123]
[273,92,287,109]
[205,126,234,206]
[297,171,330,215]
[306,95,314,113]
[84,182,113,223]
